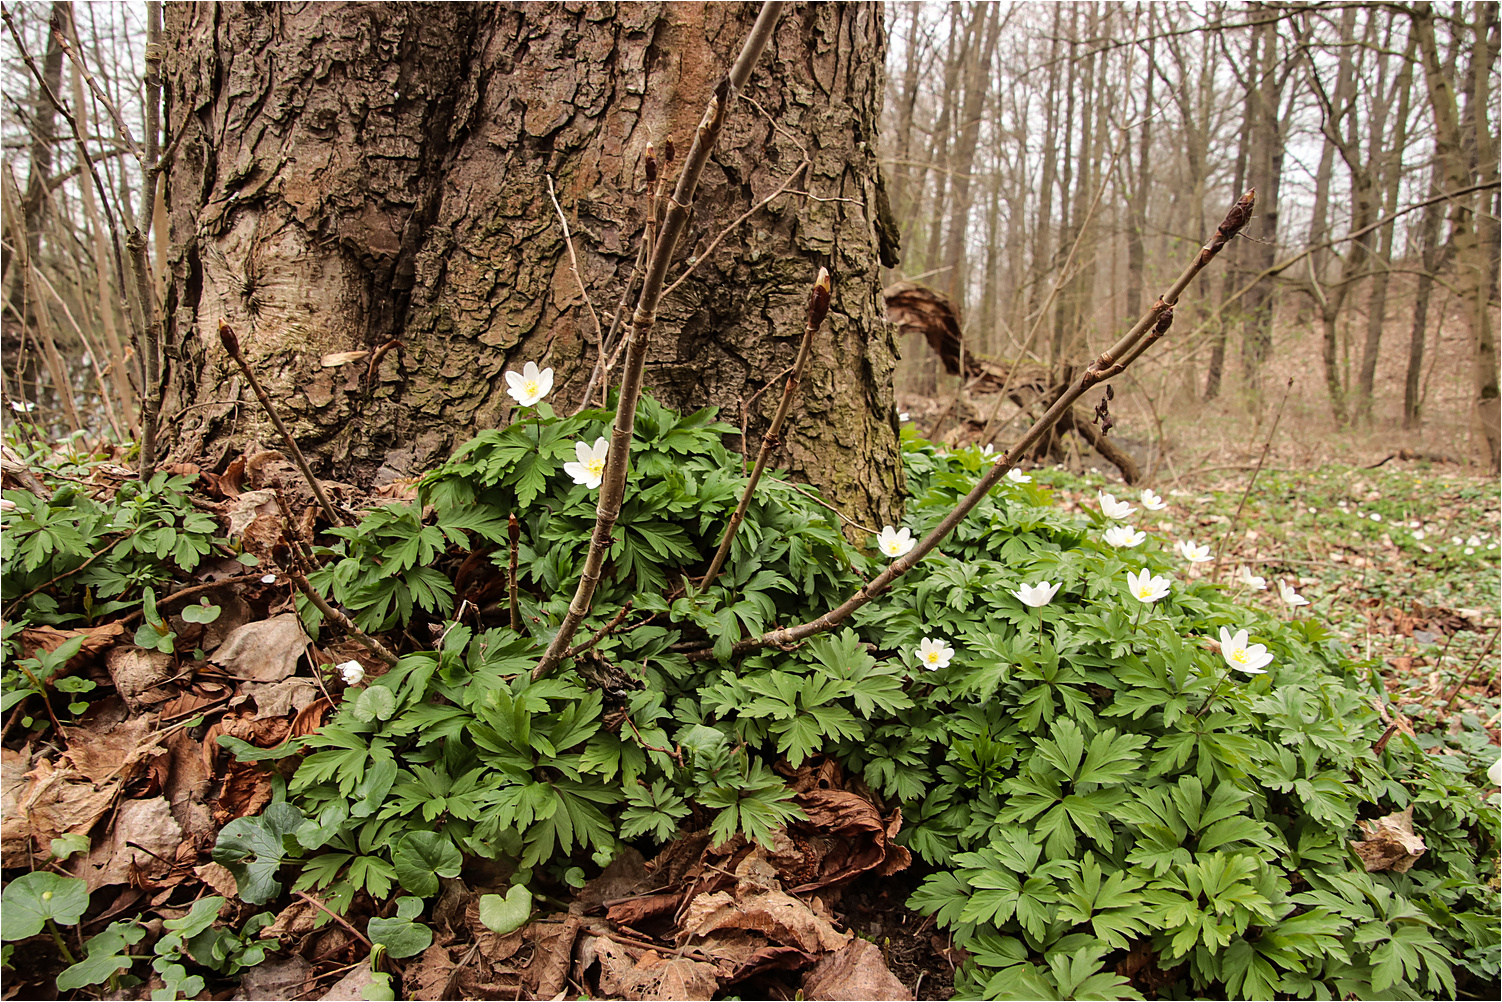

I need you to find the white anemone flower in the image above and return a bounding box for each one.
[261,573,278,584]
[504,361,554,407]
[915,636,955,671]
[875,525,916,558]
[1006,467,1032,484]
[1277,579,1309,607]
[1218,627,1273,674]
[1489,755,1502,787]
[981,444,995,457]
[1175,539,1213,563]
[1236,566,1267,590]
[564,437,609,489]
[1098,492,1137,520]
[1011,581,1061,608]
[1126,568,1171,604]
[337,660,366,686]
[1139,489,1168,511]
[1104,525,1146,548]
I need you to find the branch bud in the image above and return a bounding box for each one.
[218,319,241,357]
[663,139,675,164]
[508,512,520,544]
[807,267,832,330]
[1152,304,1174,335]
[645,142,656,184]
[1213,188,1256,246]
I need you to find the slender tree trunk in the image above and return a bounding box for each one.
[921,4,970,276]
[1412,1,1499,468]
[2,1,69,344]
[939,2,1001,310]
[1355,26,1413,425]
[162,2,904,525]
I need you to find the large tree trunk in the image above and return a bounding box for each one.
[160,1,903,526]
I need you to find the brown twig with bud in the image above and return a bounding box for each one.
[532,0,786,682]
[701,267,832,588]
[217,320,343,527]
[686,188,1256,662]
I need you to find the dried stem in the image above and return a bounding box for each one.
[688,189,1256,662]
[702,267,831,587]
[218,321,343,527]
[282,565,400,668]
[533,0,786,681]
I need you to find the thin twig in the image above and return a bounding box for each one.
[687,189,1256,662]
[660,159,810,300]
[763,475,881,536]
[218,321,343,527]
[1442,627,1500,712]
[1211,376,1294,578]
[702,268,831,587]
[295,891,374,949]
[533,1,786,681]
[282,565,400,667]
[568,601,633,657]
[4,534,128,617]
[545,174,606,352]
[114,573,267,625]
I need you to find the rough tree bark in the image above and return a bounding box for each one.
[160,1,903,526]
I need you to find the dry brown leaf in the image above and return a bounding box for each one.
[224,489,280,538]
[594,937,719,1001]
[18,758,117,851]
[231,678,321,719]
[61,715,161,786]
[71,796,183,890]
[213,761,274,825]
[107,646,177,710]
[521,916,582,998]
[196,861,239,898]
[318,964,377,1001]
[404,943,460,1001]
[230,953,312,1000]
[260,899,320,940]
[573,846,653,915]
[211,614,309,682]
[802,938,914,1000]
[19,622,126,663]
[321,351,371,368]
[1,747,34,866]
[786,789,911,893]
[681,851,848,955]
[1350,805,1427,873]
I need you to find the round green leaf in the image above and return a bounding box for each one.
[352,685,396,722]
[181,602,222,624]
[477,885,532,935]
[392,832,462,898]
[366,916,432,959]
[1,872,90,940]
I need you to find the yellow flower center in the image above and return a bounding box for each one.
[585,457,605,477]
[523,379,540,397]
[1231,649,1248,664]
[926,652,940,663]
[1137,586,1153,599]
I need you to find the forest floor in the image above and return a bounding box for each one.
[2,426,1497,1001]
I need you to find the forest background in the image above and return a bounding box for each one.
[1,1,1499,474]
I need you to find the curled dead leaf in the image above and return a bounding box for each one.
[1351,805,1427,873]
